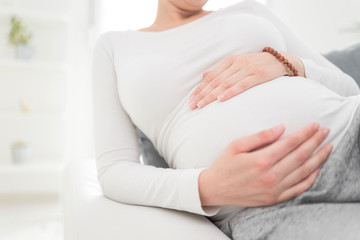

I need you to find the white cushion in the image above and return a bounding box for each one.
[61,158,230,240]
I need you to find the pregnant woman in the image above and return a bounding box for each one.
[92,0,360,239]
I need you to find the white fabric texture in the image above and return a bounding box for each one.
[92,0,360,228]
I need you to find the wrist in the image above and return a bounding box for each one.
[296,57,306,78]
[198,168,218,206]
[280,51,306,78]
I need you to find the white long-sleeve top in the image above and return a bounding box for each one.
[92,0,360,228]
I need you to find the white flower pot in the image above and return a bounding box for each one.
[11,142,30,164]
[15,44,34,60]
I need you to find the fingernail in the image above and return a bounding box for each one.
[197,100,206,108]
[217,94,225,101]
[326,144,333,153]
[313,123,320,131]
[322,128,330,136]
[273,124,284,134]
[189,100,197,109]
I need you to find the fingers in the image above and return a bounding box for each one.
[230,124,285,154]
[253,122,320,168]
[189,68,266,110]
[200,69,250,104]
[192,66,238,109]
[203,71,210,78]
[190,58,233,99]
[278,141,333,193]
[216,75,259,102]
[276,168,320,203]
[271,127,330,179]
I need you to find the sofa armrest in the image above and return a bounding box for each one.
[61,158,230,240]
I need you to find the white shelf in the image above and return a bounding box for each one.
[0,112,67,121]
[0,162,64,194]
[0,59,69,72]
[0,161,64,171]
[0,7,69,24]
[0,0,74,197]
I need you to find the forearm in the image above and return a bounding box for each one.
[297,57,360,96]
[279,51,359,96]
[199,168,220,206]
[249,1,359,96]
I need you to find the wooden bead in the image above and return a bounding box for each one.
[262,46,300,77]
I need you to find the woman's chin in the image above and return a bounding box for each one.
[181,0,208,10]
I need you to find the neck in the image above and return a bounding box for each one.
[152,0,205,28]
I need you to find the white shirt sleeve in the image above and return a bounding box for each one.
[245,0,360,97]
[92,32,220,216]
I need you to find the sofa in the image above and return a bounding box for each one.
[62,42,360,240]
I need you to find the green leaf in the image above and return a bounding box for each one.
[8,16,33,46]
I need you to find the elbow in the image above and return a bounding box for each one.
[96,169,106,194]
[343,74,360,97]
[94,159,137,204]
[96,164,121,202]
[94,157,115,197]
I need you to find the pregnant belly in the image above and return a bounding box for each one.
[160,76,359,169]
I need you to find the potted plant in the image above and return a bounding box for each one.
[8,16,33,60]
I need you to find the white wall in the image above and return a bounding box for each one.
[63,0,94,162]
[268,0,360,53]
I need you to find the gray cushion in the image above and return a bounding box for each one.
[137,42,360,167]
[323,42,360,86]
[136,127,169,168]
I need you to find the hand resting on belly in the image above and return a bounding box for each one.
[162,77,358,208]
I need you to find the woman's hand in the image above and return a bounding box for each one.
[188,51,305,110]
[198,122,332,207]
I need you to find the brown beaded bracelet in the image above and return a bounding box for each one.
[262,46,299,76]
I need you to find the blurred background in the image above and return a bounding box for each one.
[0,0,358,239]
